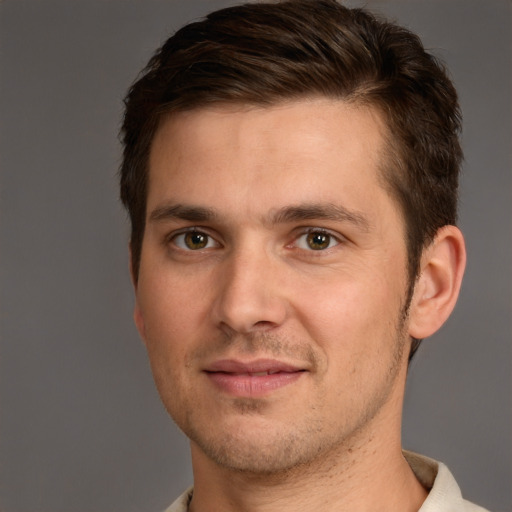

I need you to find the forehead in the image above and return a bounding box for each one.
[147,99,397,225]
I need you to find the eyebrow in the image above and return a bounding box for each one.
[149,202,370,231]
[269,203,370,231]
[149,204,218,222]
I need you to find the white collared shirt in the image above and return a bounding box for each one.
[164,451,490,512]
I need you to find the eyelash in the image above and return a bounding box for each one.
[168,228,220,251]
[291,228,342,252]
[166,227,343,252]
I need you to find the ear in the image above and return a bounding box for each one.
[133,301,147,344]
[408,225,466,339]
[129,246,147,343]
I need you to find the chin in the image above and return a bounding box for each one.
[185,413,338,476]
[193,434,315,475]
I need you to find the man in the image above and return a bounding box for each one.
[119,1,488,511]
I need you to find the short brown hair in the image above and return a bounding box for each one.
[120,0,462,353]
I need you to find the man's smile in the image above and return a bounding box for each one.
[204,359,307,397]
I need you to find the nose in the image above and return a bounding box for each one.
[211,248,288,335]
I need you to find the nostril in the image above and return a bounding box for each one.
[253,320,276,329]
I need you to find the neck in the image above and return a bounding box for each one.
[189,422,426,512]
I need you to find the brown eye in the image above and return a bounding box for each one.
[184,231,208,250]
[306,232,331,250]
[173,231,216,250]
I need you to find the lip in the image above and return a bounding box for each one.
[204,359,306,397]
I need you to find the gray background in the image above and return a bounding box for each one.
[0,1,510,511]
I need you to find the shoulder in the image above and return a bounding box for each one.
[162,487,193,512]
[462,501,491,512]
[403,451,491,512]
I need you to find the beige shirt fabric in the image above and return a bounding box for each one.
[164,451,490,512]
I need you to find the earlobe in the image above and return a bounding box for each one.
[133,301,147,344]
[408,225,466,339]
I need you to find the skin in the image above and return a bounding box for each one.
[133,98,466,512]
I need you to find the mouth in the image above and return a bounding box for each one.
[204,359,306,397]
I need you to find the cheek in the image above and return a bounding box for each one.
[136,273,203,361]
[141,267,205,324]
[136,276,202,407]
[293,269,405,354]
[296,276,377,321]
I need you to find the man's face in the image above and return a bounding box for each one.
[134,99,413,474]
